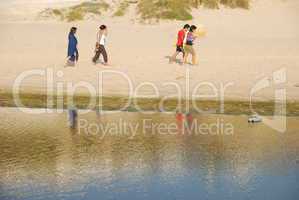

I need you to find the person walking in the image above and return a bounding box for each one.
[170,24,190,64]
[66,27,79,66]
[183,25,198,65]
[93,25,109,65]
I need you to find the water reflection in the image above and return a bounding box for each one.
[68,109,78,128]
[0,108,298,200]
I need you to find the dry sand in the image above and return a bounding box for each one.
[0,0,299,102]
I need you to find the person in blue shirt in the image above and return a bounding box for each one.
[67,27,79,65]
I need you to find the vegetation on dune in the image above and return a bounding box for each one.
[40,0,109,22]
[137,0,193,21]
[52,9,63,16]
[66,9,84,21]
[39,0,250,21]
[113,0,131,17]
[65,1,109,21]
[220,0,250,9]
[200,0,250,9]
[137,0,250,21]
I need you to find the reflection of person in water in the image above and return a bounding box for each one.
[185,112,194,133]
[176,111,185,133]
[176,111,194,134]
[68,108,78,129]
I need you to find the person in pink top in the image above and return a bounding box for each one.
[183,25,198,65]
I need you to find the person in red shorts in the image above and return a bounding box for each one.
[170,24,190,64]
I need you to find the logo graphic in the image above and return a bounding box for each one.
[249,68,287,133]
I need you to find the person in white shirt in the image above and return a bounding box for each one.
[92,25,108,65]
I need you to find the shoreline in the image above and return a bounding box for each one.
[1,91,298,116]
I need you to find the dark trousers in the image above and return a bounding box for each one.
[69,55,76,62]
[93,45,108,63]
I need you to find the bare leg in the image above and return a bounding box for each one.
[192,52,197,65]
[190,47,197,65]
[183,52,189,64]
[170,51,179,63]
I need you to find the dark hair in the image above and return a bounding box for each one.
[183,24,190,29]
[189,25,197,32]
[69,27,77,34]
[99,25,107,30]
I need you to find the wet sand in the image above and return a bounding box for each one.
[0,0,299,102]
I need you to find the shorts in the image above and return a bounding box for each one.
[184,45,195,54]
[176,45,184,53]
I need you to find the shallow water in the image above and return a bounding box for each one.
[0,107,298,200]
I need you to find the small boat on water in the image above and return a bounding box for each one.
[248,114,262,123]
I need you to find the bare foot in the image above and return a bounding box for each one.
[65,60,75,67]
[102,62,112,67]
[169,58,173,64]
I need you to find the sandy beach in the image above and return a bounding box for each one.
[0,0,299,102]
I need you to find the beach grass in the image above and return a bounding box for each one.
[66,9,85,21]
[39,0,250,21]
[40,0,110,22]
[220,0,250,9]
[137,0,250,21]
[1,91,298,116]
[137,0,193,21]
[66,1,109,21]
[52,9,63,16]
[113,1,130,17]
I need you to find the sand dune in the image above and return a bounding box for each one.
[0,0,299,101]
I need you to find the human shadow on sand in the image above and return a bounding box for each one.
[165,56,183,65]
